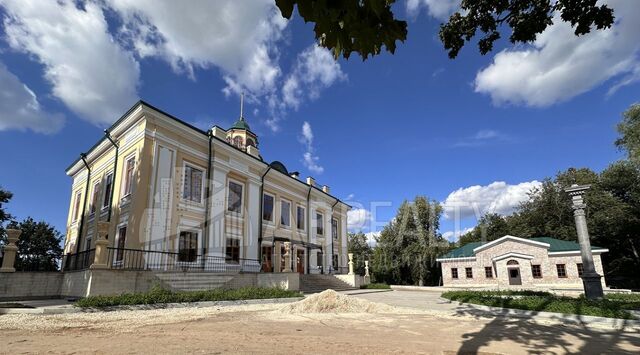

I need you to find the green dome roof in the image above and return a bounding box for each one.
[231,117,251,131]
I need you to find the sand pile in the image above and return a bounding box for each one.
[279,290,395,314]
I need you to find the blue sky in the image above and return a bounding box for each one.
[0,1,638,243]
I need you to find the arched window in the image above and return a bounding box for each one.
[507,260,519,266]
[246,138,256,148]
[233,136,243,148]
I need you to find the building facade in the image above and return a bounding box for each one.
[63,101,350,275]
[436,235,608,289]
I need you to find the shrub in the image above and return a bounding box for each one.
[76,286,302,308]
[360,283,391,289]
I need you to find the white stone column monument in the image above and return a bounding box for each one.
[348,253,354,275]
[565,184,604,299]
[90,222,110,269]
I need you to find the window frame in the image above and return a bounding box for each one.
[280,198,291,227]
[531,264,543,278]
[225,237,241,264]
[182,163,205,204]
[332,217,339,240]
[577,263,584,277]
[556,264,567,278]
[114,225,127,263]
[451,268,458,279]
[465,267,473,279]
[178,230,199,263]
[89,181,100,215]
[296,205,306,230]
[72,190,82,222]
[102,172,114,210]
[262,192,275,223]
[226,178,245,215]
[316,212,324,236]
[484,266,493,278]
[121,154,136,198]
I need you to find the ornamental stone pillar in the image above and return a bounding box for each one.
[283,242,292,272]
[0,229,20,272]
[348,253,354,275]
[364,260,370,277]
[565,184,604,299]
[90,222,110,270]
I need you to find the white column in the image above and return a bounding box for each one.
[325,213,332,274]
[208,166,228,257]
[245,179,260,260]
[341,211,348,271]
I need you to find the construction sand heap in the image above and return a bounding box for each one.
[279,290,396,314]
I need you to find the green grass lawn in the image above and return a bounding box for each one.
[441,290,640,320]
[360,283,391,289]
[75,286,302,308]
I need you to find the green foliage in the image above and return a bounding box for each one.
[439,0,615,58]
[347,232,372,275]
[442,290,638,319]
[275,0,407,60]
[616,103,640,165]
[372,196,449,286]
[359,283,390,289]
[0,186,13,240]
[75,286,302,308]
[6,217,64,271]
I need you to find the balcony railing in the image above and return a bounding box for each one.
[62,249,95,271]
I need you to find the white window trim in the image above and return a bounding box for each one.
[332,217,339,240]
[112,223,128,266]
[225,236,242,265]
[262,192,275,224]
[226,178,245,216]
[89,181,100,217]
[175,227,202,265]
[180,161,206,205]
[280,198,292,228]
[316,211,325,236]
[102,171,114,211]
[120,153,137,200]
[72,190,82,223]
[296,204,306,231]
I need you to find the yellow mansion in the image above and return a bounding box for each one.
[63,100,350,276]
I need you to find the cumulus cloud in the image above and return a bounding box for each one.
[0,62,64,133]
[348,208,372,231]
[299,121,324,174]
[406,0,460,20]
[442,180,541,220]
[364,231,380,247]
[475,0,640,107]
[442,227,474,242]
[452,129,512,147]
[1,0,140,126]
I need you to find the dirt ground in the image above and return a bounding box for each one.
[1,301,639,354]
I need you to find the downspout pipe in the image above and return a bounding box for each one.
[306,186,312,274]
[75,153,91,255]
[203,129,213,262]
[104,129,119,223]
[257,166,272,266]
[330,199,339,274]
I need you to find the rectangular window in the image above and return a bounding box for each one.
[332,218,338,240]
[316,212,324,235]
[465,267,473,279]
[227,180,243,213]
[182,165,203,203]
[332,254,338,270]
[297,206,305,230]
[317,252,323,267]
[577,263,584,277]
[225,238,240,263]
[280,200,291,226]
[532,265,542,278]
[556,264,567,278]
[485,266,493,278]
[262,194,274,222]
[90,182,100,214]
[122,156,135,197]
[451,268,458,279]
[115,226,127,262]
[178,231,198,262]
[102,173,113,209]
[72,190,82,222]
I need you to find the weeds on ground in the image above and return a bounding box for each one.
[360,283,391,289]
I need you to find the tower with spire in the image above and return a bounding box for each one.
[226,93,258,152]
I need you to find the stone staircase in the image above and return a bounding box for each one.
[154,272,236,292]
[299,274,357,294]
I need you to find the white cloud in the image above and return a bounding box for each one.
[475,0,640,107]
[453,129,512,147]
[406,0,460,20]
[300,121,324,174]
[348,208,372,231]
[0,62,64,133]
[442,227,474,242]
[364,231,380,247]
[442,180,541,220]
[1,0,140,126]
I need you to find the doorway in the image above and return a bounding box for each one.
[296,249,305,274]
[261,246,273,272]
[508,267,522,285]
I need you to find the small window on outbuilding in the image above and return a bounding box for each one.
[577,263,584,277]
[451,268,458,279]
[556,264,567,278]
[531,264,542,278]
[485,267,493,278]
[465,267,473,278]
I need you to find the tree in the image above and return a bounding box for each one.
[5,218,64,271]
[372,196,447,286]
[0,186,13,238]
[275,0,614,60]
[347,232,373,275]
[615,103,640,165]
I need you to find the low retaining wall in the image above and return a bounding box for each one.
[0,272,63,300]
[334,274,365,288]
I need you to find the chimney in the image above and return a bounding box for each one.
[306,176,315,186]
[322,185,330,194]
[246,145,260,158]
[290,171,300,179]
